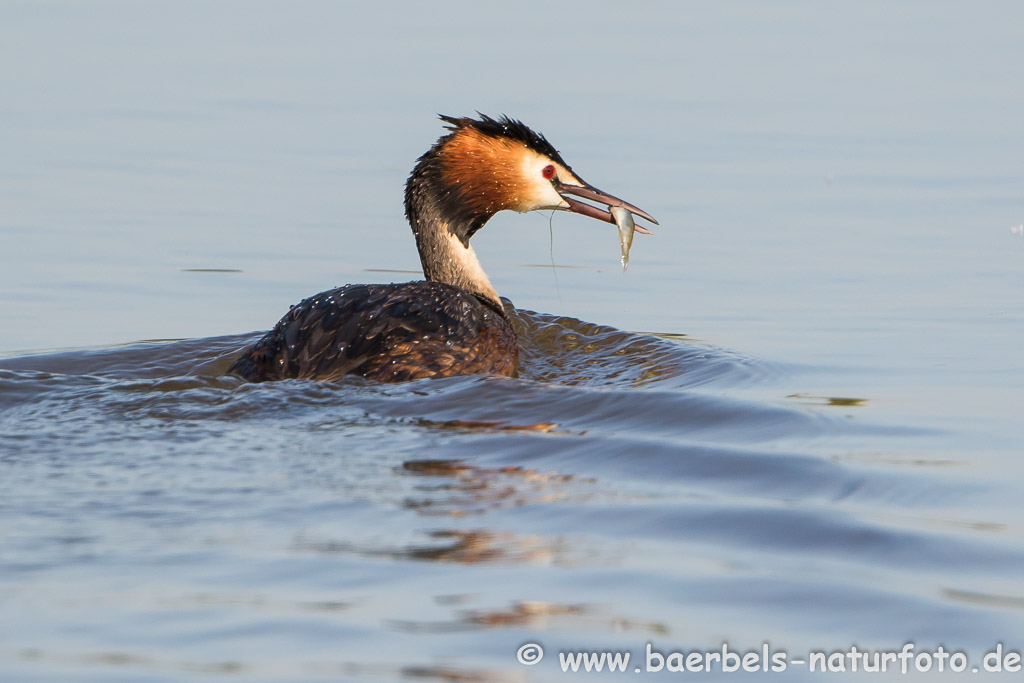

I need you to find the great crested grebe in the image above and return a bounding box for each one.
[229,114,657,383]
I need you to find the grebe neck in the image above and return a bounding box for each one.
[404,148,502,311]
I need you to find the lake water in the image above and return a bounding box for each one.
[2,1,1023,681]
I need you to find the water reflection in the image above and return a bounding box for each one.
[292,526,591,566]
[788,392,869,407]
[392,599,669,635]
[415,420,561,434]
[401,529,576,566]
[401,459,594,519]
[295,459,602,566]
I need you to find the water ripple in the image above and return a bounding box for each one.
[1,309,1021,678]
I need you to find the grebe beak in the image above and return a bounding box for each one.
[556,181,659,234]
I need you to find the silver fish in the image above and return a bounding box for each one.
[610,206,635,272]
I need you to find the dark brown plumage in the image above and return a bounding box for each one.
[229,114,656,383]
[229,281,516,382]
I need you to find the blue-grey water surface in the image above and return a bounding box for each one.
[2,1,1023,681]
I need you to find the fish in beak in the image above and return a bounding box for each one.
[555,179,658,235]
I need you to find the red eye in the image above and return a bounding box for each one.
[542,164,556,180]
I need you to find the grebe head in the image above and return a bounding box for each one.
[405,114,657,247]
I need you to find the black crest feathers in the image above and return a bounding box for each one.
[438,113,569,167]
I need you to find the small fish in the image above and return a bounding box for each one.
[610,206,635,271]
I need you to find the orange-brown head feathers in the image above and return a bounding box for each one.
[402,114,658,305]
[405,114,582,246]
[436,114,584,214]
[405,113,657,253]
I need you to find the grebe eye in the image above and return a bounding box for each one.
[541,164,556,180]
